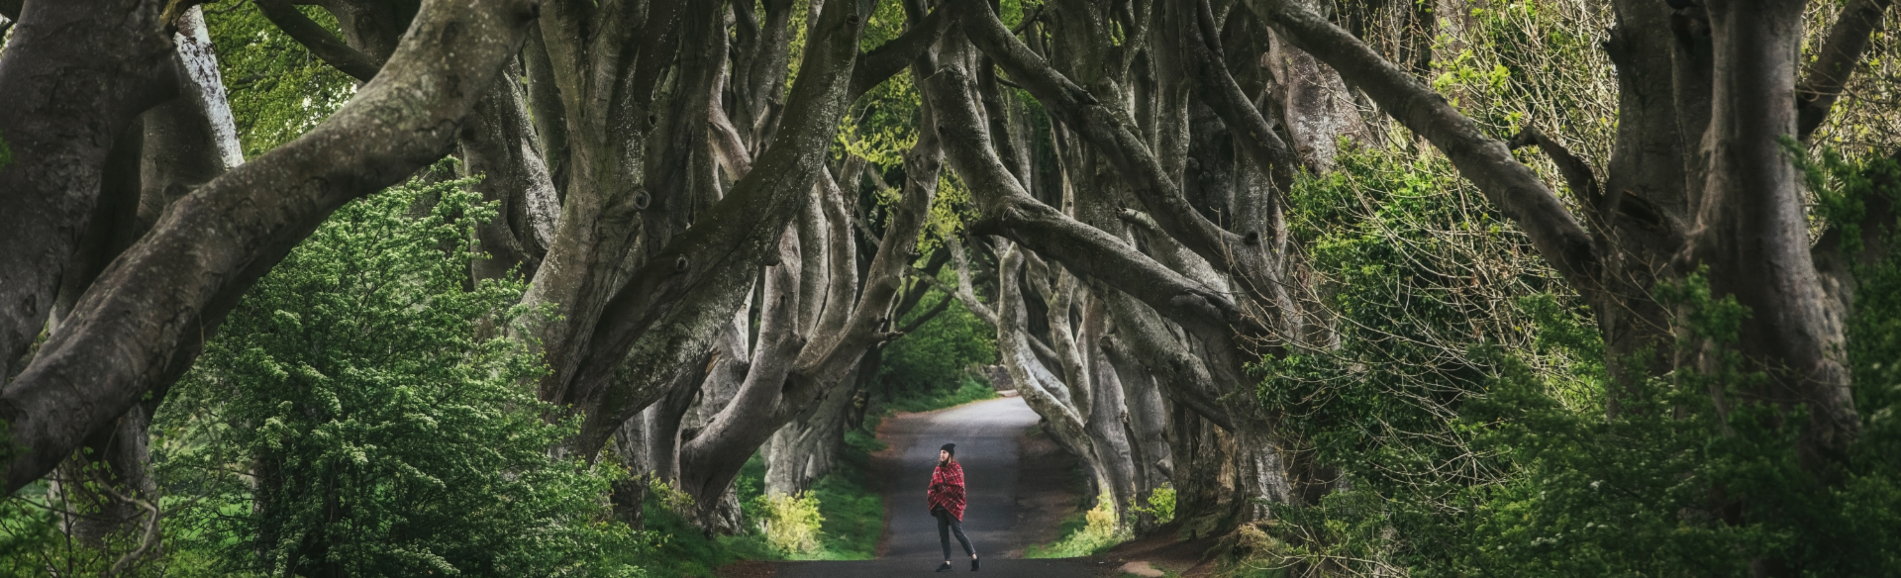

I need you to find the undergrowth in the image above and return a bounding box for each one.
[1025,494,1128,558]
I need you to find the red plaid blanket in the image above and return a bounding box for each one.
[927,461,967,520]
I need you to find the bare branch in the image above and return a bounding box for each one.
[564,0,870,455]
[1508,124,1605,213]
[1241,0,1603,295]
[945,236,998,326]
[850,5,949,99]
[922,61,1263,343]
[897,293,954,334]
[1795,0,1894,141]
[254,0,383,82]
[954,1,1246,271]
[97,483,160,578]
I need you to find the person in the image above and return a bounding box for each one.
[928,443,978,572]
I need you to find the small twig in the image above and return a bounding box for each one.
[1507,123,1605,214]
[1009,4,1045,36]
[95,483,161,578]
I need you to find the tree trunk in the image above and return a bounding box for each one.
[457,60,557,283]
[763,367,862,496]
[1689,0,1858,476]
[1,0,541,494]
[0,0,174,380]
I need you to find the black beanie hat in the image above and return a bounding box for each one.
[940,443,956,457]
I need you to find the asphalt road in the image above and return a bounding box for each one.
[768,397,1097,577]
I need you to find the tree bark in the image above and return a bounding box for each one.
[0,0,176,381]
[763,365,862,496]
[564,0,873,459]
[1688,0,1858,475]
[1,0,540,493]
[458,61,558,283]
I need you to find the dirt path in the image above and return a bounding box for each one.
[764,396,1099,577]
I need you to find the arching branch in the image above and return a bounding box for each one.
[0,0,541,493]
[254,0,383,82]
[1241,0,1603,297]
[1795,0,1895,141]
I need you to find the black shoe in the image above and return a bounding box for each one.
[971,558,980,571]
[936,562,953,572]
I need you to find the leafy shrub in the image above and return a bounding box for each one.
[879,374,998,414]
[1246,147,1901,576]
[1026,494,1129,558]
[1130,483,1176,525]
[750,492,824,555]
[150,173,649,578]
[646,476,697,516]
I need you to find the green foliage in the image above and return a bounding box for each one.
[875,272,998,403]
[645,475,697,516]
[205,3,355,156]
[1026,494,1128,559]
[1129,484,1176,525]
[1423,270,1901,576]
[637,504,761,577]
[750,492,824,554]
[0,482,123,578]
[1260,146,1577,503]
[1430,0,1617,148]
[149,172,649,578]
[807,425,889,559]
[879,376,998,415]
[1251,148,1901,576]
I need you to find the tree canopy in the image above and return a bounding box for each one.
[1,0,1899,575]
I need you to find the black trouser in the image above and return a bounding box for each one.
[934,508,974,560]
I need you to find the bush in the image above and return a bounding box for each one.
[751,492,824,555]
[1025,494,1129,559]
[1241,147,1901,575]
[148,172,649,578]
[1130,484,1176,525]
[879,374,998,414]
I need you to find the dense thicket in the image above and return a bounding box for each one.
[2,0,1899,575]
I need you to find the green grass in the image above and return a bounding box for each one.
[640,500,783,577]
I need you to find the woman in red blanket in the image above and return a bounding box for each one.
[928,443,978,572]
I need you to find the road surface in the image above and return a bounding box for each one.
[767,396,1098,577]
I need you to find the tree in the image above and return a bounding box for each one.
[4,2,1897,570]
[0,0,946,538]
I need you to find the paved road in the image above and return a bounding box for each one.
[769,397,1097,577]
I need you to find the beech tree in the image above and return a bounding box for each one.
[899,0,1898,544]
[3,3,1898,573]
[0,0,947,536]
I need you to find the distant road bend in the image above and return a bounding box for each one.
[767,396,1097,577]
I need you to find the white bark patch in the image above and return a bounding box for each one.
[518,138,559,248]
[174,6,245,169]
